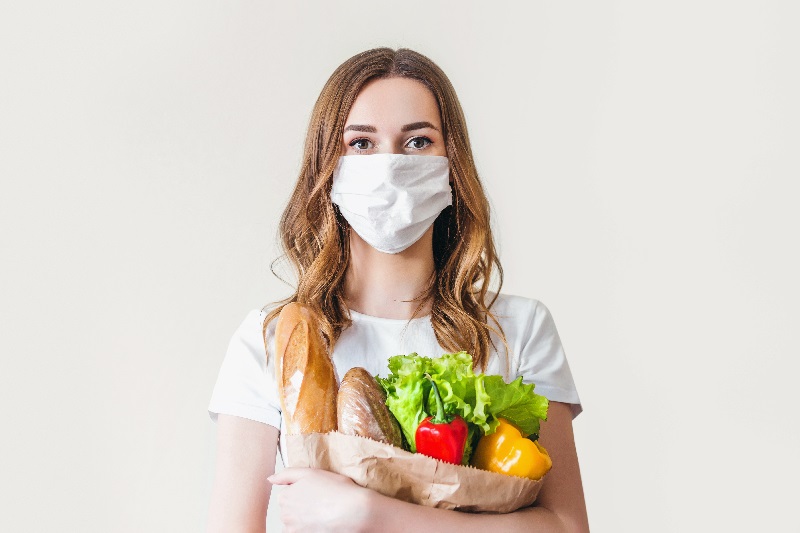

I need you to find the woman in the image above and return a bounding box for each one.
[208,48,589,532]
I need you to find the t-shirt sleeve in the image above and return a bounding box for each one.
[208,309,282,429]
[516,300,583,418]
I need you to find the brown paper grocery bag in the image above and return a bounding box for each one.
[286,431,545,513]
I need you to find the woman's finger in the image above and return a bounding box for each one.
[267,467,314,485]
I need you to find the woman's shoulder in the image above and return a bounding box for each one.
[487,292,549,324]
[221,307,276,367]
[488,292,581,414]
[222,308,271,359]
[486,292,567,352]
[209,307,283,427]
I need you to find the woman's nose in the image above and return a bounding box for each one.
[376,140,405,155]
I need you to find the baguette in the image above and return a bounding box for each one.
[274,302,338,434]
[337,367,403,448]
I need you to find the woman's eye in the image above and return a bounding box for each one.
[349,138,373,151]
[406,136,432,150]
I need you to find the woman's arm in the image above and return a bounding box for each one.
[270,401,589,532]
[207,414,279,533]
[535,400,589,531]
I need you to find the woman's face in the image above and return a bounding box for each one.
[342,77,446,157]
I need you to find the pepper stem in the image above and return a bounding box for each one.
[424,373,449,424]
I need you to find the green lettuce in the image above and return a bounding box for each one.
[377,352,549,462]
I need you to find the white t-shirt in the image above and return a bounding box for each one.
[208,293,581,464]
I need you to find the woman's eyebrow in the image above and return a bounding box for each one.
[402,121,439,132]
[344,124,377,132]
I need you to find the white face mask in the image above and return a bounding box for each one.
[330,154,452,254]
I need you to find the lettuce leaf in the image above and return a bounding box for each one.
[482,374,549,437]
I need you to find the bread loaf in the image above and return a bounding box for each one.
[337,367,403,448]
[274,302,338,434]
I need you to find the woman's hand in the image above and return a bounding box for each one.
[268,467,375,533]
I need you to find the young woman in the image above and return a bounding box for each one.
[207,48,589,532]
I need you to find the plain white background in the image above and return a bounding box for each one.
[1,1,798,531]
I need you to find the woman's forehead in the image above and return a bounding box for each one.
[345,77,441,130]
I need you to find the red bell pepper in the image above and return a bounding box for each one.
[415,374,468,464]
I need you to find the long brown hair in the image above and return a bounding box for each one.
[264,47,505,371]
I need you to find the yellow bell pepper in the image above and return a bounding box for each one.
[470,418,552,480]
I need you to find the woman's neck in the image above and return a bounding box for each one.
[343,228,435,320]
